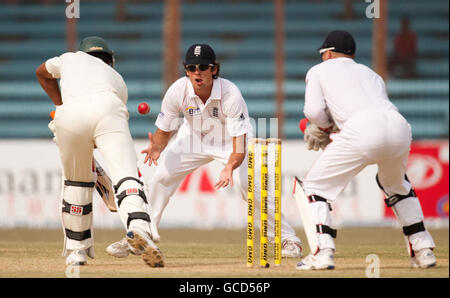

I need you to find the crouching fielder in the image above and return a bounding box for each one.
[107,43,303,259]
[295,30,436,270]
[36,36,163,268]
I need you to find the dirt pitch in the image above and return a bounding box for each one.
[0,227,448,278]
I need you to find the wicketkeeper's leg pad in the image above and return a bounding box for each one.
[377,174,435,256]
[293,177,337,254]
[308,196,336,253]
[61,180,95,258]
[114,177,152,233]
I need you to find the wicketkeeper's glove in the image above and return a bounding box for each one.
[304,123,339,151]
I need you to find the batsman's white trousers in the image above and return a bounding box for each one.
[54,93,147,254]
[302,108,435,251]
[54,93,139,184]
[148,130,300,243]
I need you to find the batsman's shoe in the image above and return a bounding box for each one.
[281,240,303,258]
[107,237,129,258]
[296,249,335,270]
[126,229,164,268]
[106,237,145,258]
[411,248,436,268]
[65,249,88,266]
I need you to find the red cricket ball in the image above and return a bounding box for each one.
[138,102,150,115]
[299,118,309,133]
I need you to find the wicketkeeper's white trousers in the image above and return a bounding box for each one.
[302,108,435,252]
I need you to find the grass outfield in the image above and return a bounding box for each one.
[0,227,448,278]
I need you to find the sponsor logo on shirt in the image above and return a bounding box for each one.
[158,112,165,118]
[239,113,246,121]
[185,106,201,116]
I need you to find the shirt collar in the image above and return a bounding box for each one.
[335,57,355,62]
[186,78,222,101]
[210,78,222,101]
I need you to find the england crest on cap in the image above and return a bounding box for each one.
[194,45,201,56]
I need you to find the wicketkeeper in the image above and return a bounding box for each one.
[295,31,436,270]
[36,36,163,267]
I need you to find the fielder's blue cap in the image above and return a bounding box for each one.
[184,44,216,65]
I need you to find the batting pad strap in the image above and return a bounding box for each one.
[308,195,327,203]
[114,177,143,193]
[384,188,417,207]
[64,180,95,188]
[116,189,148,207]
[403,221,425,236]
[309,195,333,211]
[65,228,91,241]
[127,212,150,228]
[316,224,337,238]
[62,200,92,215]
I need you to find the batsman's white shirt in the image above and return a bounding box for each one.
[302,57,413,201]
[46,51,128,105]
[45,51,137,186]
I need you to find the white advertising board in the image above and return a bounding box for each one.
[0,139,383,229]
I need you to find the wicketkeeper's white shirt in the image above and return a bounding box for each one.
[45,51,128,105]
[304,57,397,129]
[156,77,252,146]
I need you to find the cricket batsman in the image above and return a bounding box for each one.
[295,31,436,270]
[106,43,303,258]
[36,36,163,267]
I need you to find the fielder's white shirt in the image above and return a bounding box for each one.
[156,77,252,144]
[304,57,397,129]
[45,51,128,104]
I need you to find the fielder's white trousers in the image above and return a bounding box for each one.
[302,108,435,252]
[148,131,300,243]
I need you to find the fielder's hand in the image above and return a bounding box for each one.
[215,165,234,189]
[141,132,161,166]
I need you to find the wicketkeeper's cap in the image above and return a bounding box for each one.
[318,30,356,55]
[184,44,216,65]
